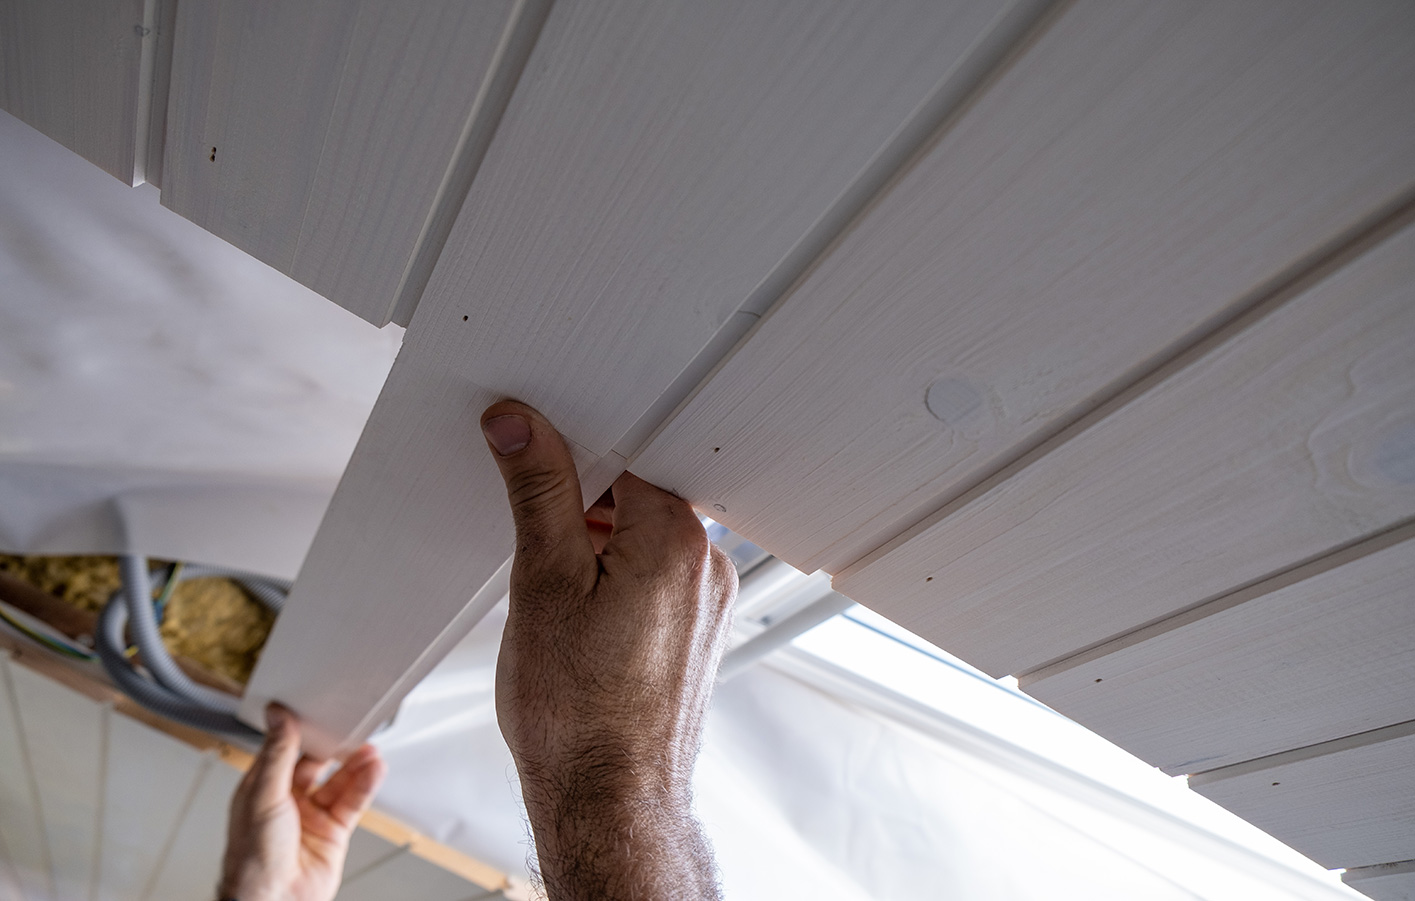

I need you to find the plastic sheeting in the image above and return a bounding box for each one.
[0,109,1361,899]
[0,111,400,579]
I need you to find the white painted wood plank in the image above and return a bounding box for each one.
[633,0,1415,576]
[407,0,1022,457]
[95,713,207,901]
[241,0,1026,755]
[834,213,1415,677]
[144,757,242,901]
[0,0,157,184]
[1190,724,1415,870]
[7,660,106,901]
[0,656,49,901]
[161,0,518,325]
[1345,861,1415,901]
[0,855,20,901]
[337,850,492,901]
[339,829,406,887]
[1021,525,1415,775]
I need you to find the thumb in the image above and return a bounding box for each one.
[247,703,302,810]
[481,401,595,576]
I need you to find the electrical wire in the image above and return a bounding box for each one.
[0,603,97,660]
[95,554,288,740]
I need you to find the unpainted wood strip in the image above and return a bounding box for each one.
[245,0,1023,759]
[0,653,51,901]
[8,659,106,901]
[1188,725,1415,870]
[634,0,1415,577]
[834,210,1415,677]
[1022,524,1415,774]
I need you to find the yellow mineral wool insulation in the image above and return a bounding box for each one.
[0,554,273,684]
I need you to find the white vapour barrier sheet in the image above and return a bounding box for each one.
[0,110,1360,900]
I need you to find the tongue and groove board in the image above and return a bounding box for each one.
[632,0,1415,579]
[239,0,1030,755]
[160,0,521,326]
[1344,861,1415,901]
[0,0,168,185]
[1019,523,1415,776]
[7,659,105,901]
[1189,723,1415,870]
[0,657,48,901]
[833,212,1415,678]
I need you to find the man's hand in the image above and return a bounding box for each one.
[482,401,737,900]
[220,704,386,901]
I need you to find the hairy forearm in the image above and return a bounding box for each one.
[521,767,721,901]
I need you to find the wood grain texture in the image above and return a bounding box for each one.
[0,655,49,901]
[7,659,105,901]
[144,754,243,901]
[633,0,1415,576]
[408,0,1018,456]
[1021,524,1415,775]
[241,0,1023,755]
[95,712,207,901]
[336,850,494,901]
[834,213,1415,677]
[161,0,517,325]
[0,0,154,183]
[1345,861,1415,901]
[1190,724,1415,870]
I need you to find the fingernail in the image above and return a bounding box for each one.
[266,703,287,732]
[483,414,531,455]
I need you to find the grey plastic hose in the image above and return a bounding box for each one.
[96,555,288,740]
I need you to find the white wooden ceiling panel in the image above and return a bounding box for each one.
[632,0,1415,576]
[407,0,1021,456]
[161,0,518,325]
[6,659,105,901]
[1021,524,1415,775]
[340,829,407,886]
[95,713,208,901]
[0,0,159,184]
[336,850,494,901]
[1190,724,1415,870]
[145,756,244,901]
[0,656,49,901]
[241,0,1032,755]
[1345,861,1415,901]
[833,213,1415,677]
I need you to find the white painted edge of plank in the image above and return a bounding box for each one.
[1188,719,1415,786]
[1346,859,1415,882]
[1018,517,1415,686]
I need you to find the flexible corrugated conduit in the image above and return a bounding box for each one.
[96,554,287,740]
